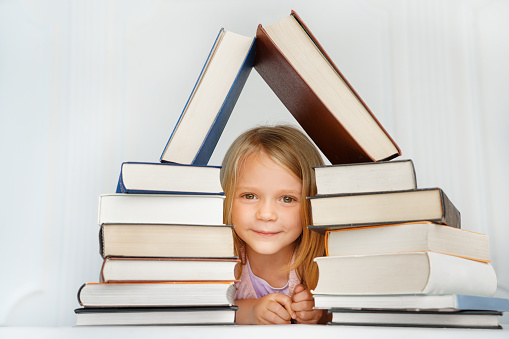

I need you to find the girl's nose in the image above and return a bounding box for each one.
[256,199,277,222]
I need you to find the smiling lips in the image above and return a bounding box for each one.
[252,230,281,237]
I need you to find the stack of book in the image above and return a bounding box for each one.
[308,159,509,329]
[74,21,259,326]
[74,162,240,326]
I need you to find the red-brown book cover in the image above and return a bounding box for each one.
[254,11,401,164]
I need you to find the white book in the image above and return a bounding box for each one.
[325,222,489,262]
[78,282,236,307]
[313,294,509,312]
[75,306,237,326]
[98,194,225,226]
[312,252,497,296]
[314,159,417,195]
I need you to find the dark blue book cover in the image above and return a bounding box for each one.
[160,29,255,165]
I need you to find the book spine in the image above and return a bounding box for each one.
[116,163,126,193]
[192,38,255,165]
[423,252,497,297]
[98,226,105,259]
[440,189,461,229]
[77,283,87,306]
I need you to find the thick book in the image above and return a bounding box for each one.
[328,309,502,329]
[313,294,509,312]
[75,306,238,326]
[325,222,489,262]
[77,281,236,307]
[254,11,401,164]
[313,159,417,195]
[99,224,235,259]
[308,188,461,233]
[312,252,497,296]
[160,28,255,165]
[98,194,225,226]
[100,257,239,282]
[116,162,223,195]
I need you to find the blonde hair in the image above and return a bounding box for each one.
[220,125,325,290]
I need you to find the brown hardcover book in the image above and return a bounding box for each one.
[255,11,401,164]
[308,188,461,233]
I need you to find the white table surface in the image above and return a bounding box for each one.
[1,325,508,339]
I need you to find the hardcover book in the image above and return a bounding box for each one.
[313,159,417,195]
[313,294,509,312]
[160,29,255,165]
[100,257,239,282]
[328,309,503,329]
[116,162,223,195]
[308,188,461,233]
[98,193,225,226]
[99,224,235,259]
[75,306,238,326]
[255,11,401,164]
[77,281,236,307]
[312,251,497,296]
[324,222,489,262]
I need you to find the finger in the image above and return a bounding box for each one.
[266,302,291,324]
[272,293,296,319]
[292,284,305,296]
[291,299,314,313]
[295,309,323,324]
[292,289,314,303]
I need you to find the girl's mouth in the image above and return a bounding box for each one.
[253,230,280,237]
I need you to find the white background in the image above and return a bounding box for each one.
[1,0,508,326]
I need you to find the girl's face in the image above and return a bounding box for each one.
[232,152,303,258]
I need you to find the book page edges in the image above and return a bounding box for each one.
[254,23,374,164]
[290,10,401,157]
[160,28,225,163]
[192,37,255,165]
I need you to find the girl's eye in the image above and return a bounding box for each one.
[243,193,256,200]
[281,196,295,203]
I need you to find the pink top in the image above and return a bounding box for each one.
[234,258,301,300]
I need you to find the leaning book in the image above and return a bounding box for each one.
[255,11,400,164]
[160,28,255,165]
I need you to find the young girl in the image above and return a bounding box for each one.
[220,125,328,325]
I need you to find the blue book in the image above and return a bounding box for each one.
[116,162,223,195]
[314,294,509,312]
[160,29,255,165]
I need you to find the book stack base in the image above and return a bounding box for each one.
[75,163,238,326]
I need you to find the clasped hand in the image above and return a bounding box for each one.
[251,284,323,324]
